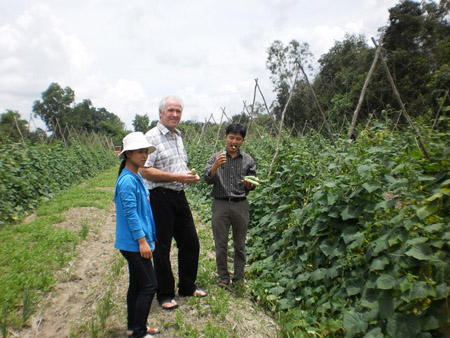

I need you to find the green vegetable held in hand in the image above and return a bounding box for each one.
[244,175,260,186]
[191,168,197,175]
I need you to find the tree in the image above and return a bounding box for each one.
[380,0,450,117]
[266,40,314,134]
[32,82,127,143]
[0,110,47,144]
[132,114,150,133]
[0,110,28,143]
[32,82,75,137]
[315,34,382,127]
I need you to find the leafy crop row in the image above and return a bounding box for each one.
[187,120,449,337]
[0,139,117,227]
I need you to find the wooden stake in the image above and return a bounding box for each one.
[347,36,383,139]
[371,37,429,159]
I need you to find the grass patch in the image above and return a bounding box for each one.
[0,166,116,332]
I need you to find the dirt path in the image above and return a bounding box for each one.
[16,206,117,338]
[14,201,279,338]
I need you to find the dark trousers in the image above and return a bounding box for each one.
[150,188,200,303]
[211,199,249,282]
[120,250,157,338]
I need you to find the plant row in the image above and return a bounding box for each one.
[0,139,117,227]
[186,121,449,337]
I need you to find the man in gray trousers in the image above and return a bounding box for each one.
[203,123,257,288]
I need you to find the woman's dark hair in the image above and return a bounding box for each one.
[225,123,246,138]
[118,159,126,177]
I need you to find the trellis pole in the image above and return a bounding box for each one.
[255,79,281,135]
[371,37,429,159]
[298,62,336,146]
[347,36,383,139]
[268,69,300,176]
[214,108,225,150]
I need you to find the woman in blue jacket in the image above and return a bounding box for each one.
[115,132,159,338]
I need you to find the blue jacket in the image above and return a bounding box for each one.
[114,169,157,252]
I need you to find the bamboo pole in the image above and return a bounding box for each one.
[432,89,449,130]
[13,115,26,145]
[214,109,225,150]
[347,36,383,139]
[269,69,299,176]
[255,79,281,134]
[298,62,336,146]
[371,37,429,159]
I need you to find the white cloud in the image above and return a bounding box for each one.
[0,0,400,131]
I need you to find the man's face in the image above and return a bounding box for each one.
[160,98,182,131]
[226,132,244,154]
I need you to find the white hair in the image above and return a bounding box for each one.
[158,95,184,112]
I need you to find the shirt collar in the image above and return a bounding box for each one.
[224,147,243,158]
[157,121,181,137]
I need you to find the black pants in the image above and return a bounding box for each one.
[150,188,200,304]
[120,250,157,338]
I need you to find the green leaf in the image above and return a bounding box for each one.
[435,283,449,299]
[363,327,383,338]
[416,204,439,220]
[296,272,310,282]
[310,222,327,236]
[372,234,389,255]
[327,266,339,279]
[327,191,338,205]
[374,200,389,211]
[387,313,420,337]
[399,277,415,293]
[312,190,325,201]
[266,294,278,301]
[310,268,327,282]
[342,226,358,244]
[424,223,444,233]
[406,237,428,246]
[357,164,376,178]
[409,282,431,300]
[362,182,382,193]
[341,206,362,220]
[345,278,363,296]
[420,314,442,330]
[376,274,396,290]
[405,245,430,261]
[319,240,337,257]
[426,191,443,202]
[370,256,389,271]
[343,311,368,335]
[378,290,394,319]
[270,285,285,296]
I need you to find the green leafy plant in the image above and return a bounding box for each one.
[187,120,449,337]
[0,136,117,227]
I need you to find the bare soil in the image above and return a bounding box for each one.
[13,201,279,338]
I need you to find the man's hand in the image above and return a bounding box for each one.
[180,171,199,184]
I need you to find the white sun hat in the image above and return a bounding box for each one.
[118,132,156,159]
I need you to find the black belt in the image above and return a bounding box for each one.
[151,187,184,194]
[215,196,246,203]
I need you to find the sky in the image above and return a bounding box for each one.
[0,0,400,131]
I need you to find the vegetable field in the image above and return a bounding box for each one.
[0,138,117,227]
[186,119,449,337]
